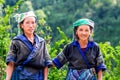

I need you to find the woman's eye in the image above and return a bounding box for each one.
[79,29,83,31]
[85,29,89,32]
[24,21,29,24]
[32,22,35,24]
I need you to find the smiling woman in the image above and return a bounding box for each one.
[6,11,52,80]
[52,18,106,80]
[76,25,91,45]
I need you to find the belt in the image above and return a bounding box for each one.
[90,68,96,75]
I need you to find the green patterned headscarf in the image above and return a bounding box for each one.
[73,18,94,29]
[14,11,36,24]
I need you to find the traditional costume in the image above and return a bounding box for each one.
[6,11,51,80]
[53,19,106,80]
[6,34,51,80]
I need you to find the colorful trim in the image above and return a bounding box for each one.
[45,60,52,67]
[66,68,97,80]
[96,63,106,73]
[72,41,96,68]
[14,34,34,51]
[6,56,16,65]
[53,58,63,69]
[72,41,95,48]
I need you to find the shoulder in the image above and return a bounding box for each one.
[12,34,25,41]
[12,34,25,45]
[12,35,21,40]
[92,41,99,47]
[63,42,74,50]
[11,35,21,43]
[90,41,101,51]
[9,37,22,48]
[65,42,73,47]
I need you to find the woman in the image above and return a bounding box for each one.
[6,11,51,80]
[52,18,106,80]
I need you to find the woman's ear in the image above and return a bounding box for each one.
[75,28,78,35]
[20,23,23,29]
[90,30,93,34]
[75,31,77,35]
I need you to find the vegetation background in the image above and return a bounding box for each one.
[0,0,120,80]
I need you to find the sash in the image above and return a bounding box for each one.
[77,41,97,79]
[76,41,90,68]
[66,68,96,80]
[67,41,97,80]
[16,34,41,65]
[12,34,44,79]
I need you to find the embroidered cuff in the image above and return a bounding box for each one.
[96,63,106,73]
[6,56,16,65]
[45,60,53,68]
[52,58,63,69]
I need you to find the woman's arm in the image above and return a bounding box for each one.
[97,70,102,80]
[6,62,14,80]
[95,44,106,80]
[44,67,48,80]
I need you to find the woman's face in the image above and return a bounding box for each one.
[76,25,91,41]
[20,16,36,35]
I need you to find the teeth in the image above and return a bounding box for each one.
[82,36,86,38]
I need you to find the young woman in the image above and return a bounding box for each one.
[6,11,51,80]
[52,18,106,80]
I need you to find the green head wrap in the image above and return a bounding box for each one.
[73,18,94,29]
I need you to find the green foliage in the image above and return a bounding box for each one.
[36,18,52,44]
[0,58,6,80]
[1,0,120,79]
[99,42,120,80]
[19,1,34,12]
[0,9,11,80]
[30,0,120,46]
[48,67,67,80]
[6,0,120,46]
[0,0,23,79]
[0,1,13,79]
[48,27,70,80]
[49,27,70,58]
[0,25,10,58]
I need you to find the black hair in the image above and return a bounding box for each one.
[73,26,79,40]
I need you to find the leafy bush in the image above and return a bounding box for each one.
[0,0,23,79]
[48,27,70,80]
[99,42,120,80]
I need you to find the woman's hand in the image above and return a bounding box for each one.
[97,70,102,80]
[44,67,48,80]
[6,62,14,80]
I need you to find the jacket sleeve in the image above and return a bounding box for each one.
[6,40,17,65]
[95,45,106,73]
[52,45,68,69]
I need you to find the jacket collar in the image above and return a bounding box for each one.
[72,40,95,48]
